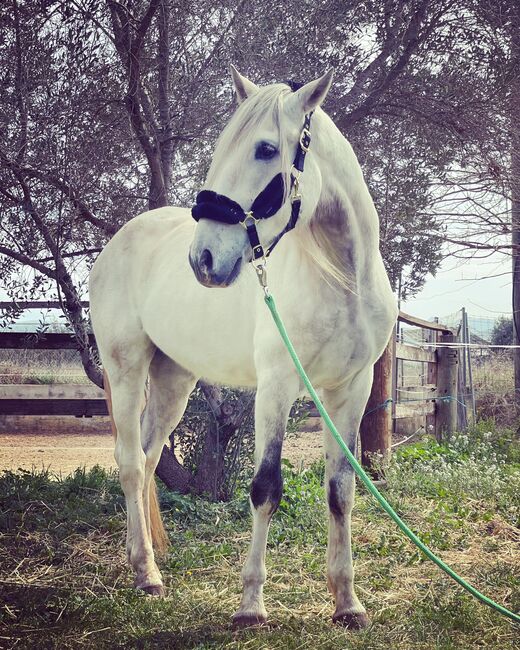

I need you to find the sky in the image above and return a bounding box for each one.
[402,249,511,323]
[1,246,512,329]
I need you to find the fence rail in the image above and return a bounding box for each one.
[0,331,96,350]
[1,303,459,468]
[0,384,107,417]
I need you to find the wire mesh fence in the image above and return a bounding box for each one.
[399,308,515,430]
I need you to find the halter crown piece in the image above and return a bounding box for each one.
[191,110,313,261]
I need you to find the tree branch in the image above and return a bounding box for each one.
[2,166,103,387]
[340,0,436,127]
[0,245,55,277]
[12,0,28,164]
[18,166,118,236]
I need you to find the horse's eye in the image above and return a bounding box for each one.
[255,142,278,160]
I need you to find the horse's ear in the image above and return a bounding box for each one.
[287,69,334,114]
[230,64,259,104]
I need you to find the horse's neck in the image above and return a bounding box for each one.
[305,111,381,286]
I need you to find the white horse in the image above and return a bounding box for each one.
[89,67,397,629]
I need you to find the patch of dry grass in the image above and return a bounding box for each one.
[0,349,89,385]
[473,353,517,427]
[1,430,518,650]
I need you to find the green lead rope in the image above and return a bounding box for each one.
[264,292,520,624]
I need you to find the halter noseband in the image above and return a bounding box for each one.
[191,112,313,261]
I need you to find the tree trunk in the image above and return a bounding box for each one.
[511,5,520,417]
[360,331,394,476]
[154,383,249,500]
[155,446,193,493]
[192,419,236,500]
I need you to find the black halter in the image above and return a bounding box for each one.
[191,112,313,260]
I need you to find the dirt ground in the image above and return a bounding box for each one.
[0,429,323,476]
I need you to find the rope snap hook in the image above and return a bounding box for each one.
[252,257,269,296]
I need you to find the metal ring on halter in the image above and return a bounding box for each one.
[241,212,259,229]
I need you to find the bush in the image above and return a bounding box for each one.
[490,316,513,346]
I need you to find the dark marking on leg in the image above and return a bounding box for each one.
[328,455,356,521]
[328,477,344,520]
[251,458,283,513]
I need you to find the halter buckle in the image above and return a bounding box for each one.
[299,127,311,153]
[252,257,269,296]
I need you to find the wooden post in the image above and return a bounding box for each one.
[360,327,394,474]
[435,332,458,441]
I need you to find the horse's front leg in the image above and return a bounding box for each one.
[323,368,373,630]
[232,370,299,628]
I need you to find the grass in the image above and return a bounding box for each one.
[472,352,517,426]
[0,349,89,384]
[1,424,519,649]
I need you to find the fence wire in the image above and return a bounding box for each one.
[399,308,515,431]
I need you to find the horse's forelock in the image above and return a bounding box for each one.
[207,84,293,196]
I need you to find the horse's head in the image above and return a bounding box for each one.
[189,66,333,288]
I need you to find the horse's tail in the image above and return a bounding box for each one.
[103,369,169,556]
[148,480,169,555]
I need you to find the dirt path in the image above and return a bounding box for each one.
[0,432,116,475]
[0,429,323,476]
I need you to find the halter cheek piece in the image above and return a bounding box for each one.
[191,112,313,261]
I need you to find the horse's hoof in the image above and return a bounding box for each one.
[232,612,267,629]
[141,584,165,597]
[332,611,370,630]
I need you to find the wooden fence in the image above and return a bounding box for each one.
[0,318,108,434]
[0,305,459,466]
[359,312,458,467]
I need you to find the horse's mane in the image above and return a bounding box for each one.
[208,83,355,293]
[298,208,356,294]
[206,84,292,194]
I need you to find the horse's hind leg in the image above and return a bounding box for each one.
[140,350,197,562]
[323,368,373,630]
[104,337,159,592]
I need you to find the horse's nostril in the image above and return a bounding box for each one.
[199,249,213,273]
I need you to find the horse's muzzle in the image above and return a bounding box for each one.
[189,250,242,288]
